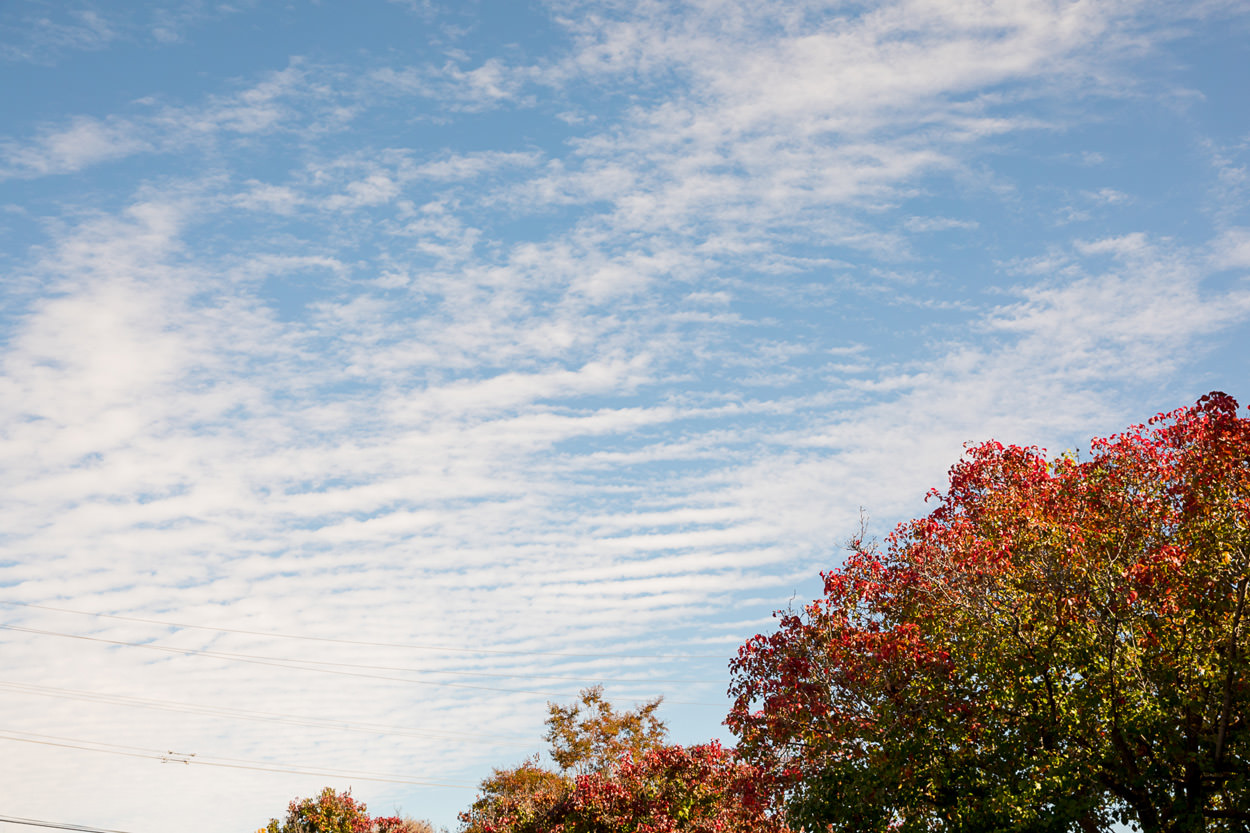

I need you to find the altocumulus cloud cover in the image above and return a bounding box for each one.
[0,0,1248,829]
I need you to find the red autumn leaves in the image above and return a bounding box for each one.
[727,392,1250,831]
[459,687,784,833]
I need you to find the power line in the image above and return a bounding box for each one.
[0,814,138,833]
[0,600,726,660]
[0,727,474,788]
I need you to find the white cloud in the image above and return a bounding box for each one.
[903,215,980,232]
[371,58,539,112]
[4,2,1250,830]
[234,181,303,215]
[0,6,117,62]
[1210,227,1250,269]
[323,173,402,210]
[413,151,543,180]
[0,62,340,181]
[0,115,152,177]
[1,2,254,63]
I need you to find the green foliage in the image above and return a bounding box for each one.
[727,393,1250,832]
[459,757,573,833]
[543,684,667,775]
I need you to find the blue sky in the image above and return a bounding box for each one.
[1,1,1248,830]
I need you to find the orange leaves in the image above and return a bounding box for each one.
[727,392,1250,832]
[544,685,667,777]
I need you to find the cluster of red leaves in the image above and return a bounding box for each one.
[372,818,420,833]
[728,392,1250,832]
[559,742,784,833]
[264,787,424,833]
[460,744,786,833]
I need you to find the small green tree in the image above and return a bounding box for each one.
[543,684,667,775]
[459,757,572,833]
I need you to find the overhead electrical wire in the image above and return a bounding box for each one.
[0,814,139,833]
[0,727,473,788]
[0,600,727,660]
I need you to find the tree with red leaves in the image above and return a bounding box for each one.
[461,741,784,833]
[264,787,373,833]
[558,741,784,833]
[262,787,440,833]
[460,687,786,832]
[728,393,1250,832]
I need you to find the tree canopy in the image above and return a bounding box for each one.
[460,686,783,833]
[262,787,435,833]
[544,684,667,776]
[728,392,1250,832]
